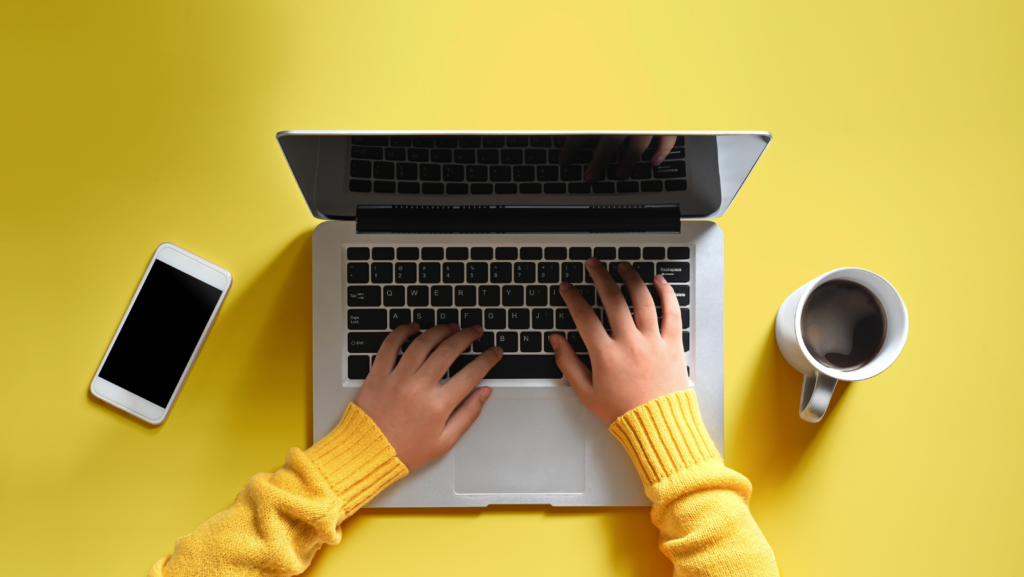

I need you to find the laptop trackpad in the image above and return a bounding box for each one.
[454,398,586,494]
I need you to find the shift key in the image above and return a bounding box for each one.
[348,332,389,353]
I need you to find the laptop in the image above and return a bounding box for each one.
[277,131,771,507]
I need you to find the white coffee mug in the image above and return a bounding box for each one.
[775,268,909,422]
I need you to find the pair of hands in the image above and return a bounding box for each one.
[354,258,690,469]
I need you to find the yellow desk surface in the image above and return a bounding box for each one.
[2,1,1022,574]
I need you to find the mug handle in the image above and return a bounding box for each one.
[799,372,839,423]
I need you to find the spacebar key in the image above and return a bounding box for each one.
[450,355,563,379]
[347,332,389,353]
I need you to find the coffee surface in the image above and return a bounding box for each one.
[800,280,886,370]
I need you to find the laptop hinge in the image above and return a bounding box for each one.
[352,205,681,233]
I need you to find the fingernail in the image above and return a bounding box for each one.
[618,261,630,270]
[587,257,600,267]
[490,346,504,357]
[652,155,665,165]
[550,335,560,350]
[560,281,571,291]
[655,274,667,285]
[474,324,483,333]
[482,388,492,401]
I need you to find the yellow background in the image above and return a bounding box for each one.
[1,0,1022,574]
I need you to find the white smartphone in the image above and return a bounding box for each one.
[90,243,232,425]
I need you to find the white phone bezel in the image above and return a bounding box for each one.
[89,242,231,425]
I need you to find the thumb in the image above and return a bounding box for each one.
[440,387,492,450]
[551,334,593,397]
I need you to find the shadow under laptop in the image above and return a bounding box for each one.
[729,322,849,490]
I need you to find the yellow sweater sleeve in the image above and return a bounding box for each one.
[609,390,780,577]
[148,404,408,577]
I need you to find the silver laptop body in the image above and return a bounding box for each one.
[277,131,771,507]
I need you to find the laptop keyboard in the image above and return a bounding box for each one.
[347,135,686,195]
[344,245,691,381]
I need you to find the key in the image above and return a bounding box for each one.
[482,135,504,147]
[519,247,542,260]
[513,166,535,181]
[431,149,453,163]
[657,262,689,283]
[443,164,464,181]
[643,247,665,260]
[374,161,395,179]
[448,182,469,195]
[479,285,500,306]
[348,309,387,330]
[348,355,370,379]
[347,332,389,353]
[555,308,575,329]
[562,262,583,283]
[508,308,530,329]
[506,136,529,147]
[633,262,655,282]
[496,332,518,352]
[352,136,388,146]
[347,286,381,307]
[545,247,567,260]
[520,332,542,353]
[683,331,690,352]
[466,262,488,283]
[435,136,458,148]
[395,262,417,283]
[372,247,395,260]
[578,285,595,305]
[350,160,371,178]
[495,183,517,194]
[495,247,518,260]
[617,181,640,193]
[419,262,440,283]
[349,179,372,192]
[538,262,559,283]
[490,262,512,283]
[526,285,547,306]
[672,285,689,306]
[454,149,475,163]
[446,247,469,260]
[431,285,453,306]
[532,308,554,329]
[461,308,482,328]
[413,309,435,329]
[515,262,535,283]
[473,331,495,353]
[411,136,434,148]
[455,285,476,306]
[384,148,405,161]
[567,332,588,353]
[529,136,552,147]
[382,285,404,306]
[466,165,488,181]
[524,149,546,164]
[594,247,616,260]
[630,163,652,179]
[420,164,441,181]
[436,308,458,325]
[477,149,499,163]
[569,247,591,260]
[471,247,493,260]
[373,181,396,193]
[390,309,412,329]
[501,149,523,164]
[653,161,685,178]
[490,166,512,182]
[608,262,624,283]
[450,354,562,379]
[347,247,370,261]
[560,165,583,181]
[443,262,465,283]
[347,263,369,283]
[407,285,429,306]
[668,247,689,259]
[372,262,393,283]
[550,285,566,306]
[593,182,615,193]
[502,285,524,306]
[484,309,506,329]
[537,166,559,181]
[545,183,566,194]
[470,183,493,194]
[666,179,687,191]
[408,148,429,161]
[618,247,641,260]
[641,180,664,192]
[397,247,419,260]
[544,331,565,353]
[351,147,383,160]
[422,247,444,260]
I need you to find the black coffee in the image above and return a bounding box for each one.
[800,280,886,370]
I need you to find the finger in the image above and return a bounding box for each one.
[651,135,677,166]
[619,262,658,334]
[588,258,632,334]
[550,334,593,397]
[560,280,610,346]
[369,323,421,379]
[585,135,626,183]
[399,323,459,372]
[418,325,485,382]
[558,135,589,166]
[616,135,653,179]
[654,275,683,339]
[439,386,492,451]
[442,346,503,406]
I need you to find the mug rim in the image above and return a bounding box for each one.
[793,267,909,381]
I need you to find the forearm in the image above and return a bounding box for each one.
[610,390,779,577]
[149,404,407,577]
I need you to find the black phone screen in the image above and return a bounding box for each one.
[99,260,223,408]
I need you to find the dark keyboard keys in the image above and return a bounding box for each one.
[545,247,567,260]
[407,285,429,306]
[471,183,493,194]
[653,161,685,178]
[347,287,381,309]
[485,309,506,329]
[633,262,655,282]
[524,149,546,164]
[657,262,689,283]
[577,285,595,305]
[501,149,523,164]
[397,247,419,260]
[520,183,542,194]
[593,182,615,193]
[420,164,441,181]
[422,247,444,260]
[496,332,518,352]
[350,160,371,178]
[350,309,385,332]
[526,285,547,306]
[568,182,591,194]
[446,247,469,260]
[351,147,383,160]
[461,308,483,328]
[513,166,535,181]
[508,308,530,329]
[435,136,458,148]
[683,331,690,352]
[520,332,543,352]
[395,262,416,283]
[371,262,393,283]
[671,285,689,306]
[495,247,518,260]
[466,262,488,283]
[490,166,512,182]
[545,182,566,194]
[423,182,444,194]
[496,183,517,194]
[352,136,388,146]
[455,285,476,306]
[348,247,370,260]
[458,136,481,148]
[479,285,500,306]
[482,135,505,147]
[594,247,616,260]
[389,309,412,329]
[384,148,405,161]
[446,181,468,194]
[550,285,565,306]
[372,247,394,260]
[569,247,591,260]
[443,165,464,181]
[348,332,389,353]
[383,285,404,306]
[473,331,495,353]
[411,136,434,148]
[643,247,665,260]
[490,262,512,283]
[506,136,529,147]
[419,262,441,283]
[373,181,396,193]
[618,247,641,260]
[349,179,372,192]
[514,262,535,283]
[537,166,559,181]
[454,149,475,163]
[567,332,588,353]
[641,180,664,192]
[538,262,559,282]
[431,149,453,163]
[477,149,499,164]
[451,354,562,379]
[555,308,575,329]
[347,263,369,283]
[408,148,429,161]
[431,285,453,306]
[531,309,554,329]
[666,179,687,191]
[617,181,639,193]
[520,247,542,260]
[668,247,690,259]
[466,165,488,182]
[373,162,394,179]
[562,262,583,283]
[348,355,370,379]
[437,308,458,325]
[544,332,565,353]
[443,262,464,283]
[413,309,435,329]
[502,285,524,306]
[560,165,582,181]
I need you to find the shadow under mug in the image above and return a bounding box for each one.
[775,268,909,422]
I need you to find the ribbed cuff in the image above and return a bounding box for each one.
[608,390,720,488]
[306,403,408,513]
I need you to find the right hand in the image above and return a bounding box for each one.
[549,259,690,425]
